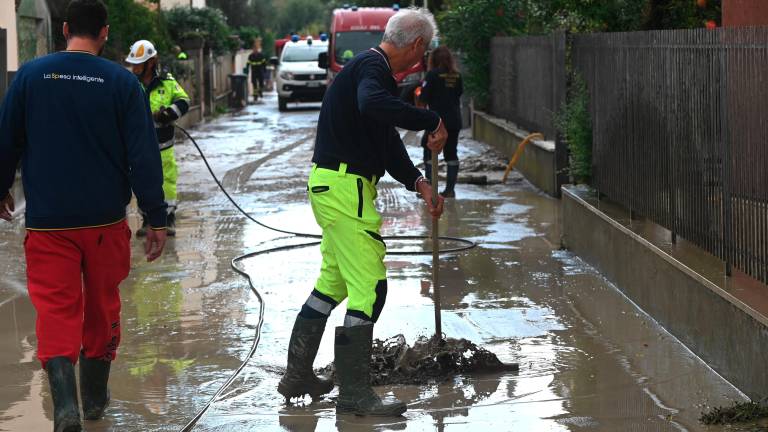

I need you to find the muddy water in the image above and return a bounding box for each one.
[0,94,752,431]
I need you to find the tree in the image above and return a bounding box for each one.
[206,0,257,29]
[164,7,239,55]
[103,0,171,62]
[275,0,328,36]
[643,0,721,30]
[438,0,527,106]
[251,0,278,31]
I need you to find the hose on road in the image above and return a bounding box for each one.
[175,125,477,431]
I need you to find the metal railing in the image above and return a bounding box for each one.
[572,27,768,284]
[489,33,566,139]
[489,33,569,195]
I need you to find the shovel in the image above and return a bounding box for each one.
[430,151,442,340]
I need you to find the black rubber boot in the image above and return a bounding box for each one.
[423,158,432,183]
[441,162,459,198]
[79,353,111,420]
[277,316,334,401]
[136,214,149,237]
[335,325,407,417]
[46,357,82,432]
[166,211,177,237]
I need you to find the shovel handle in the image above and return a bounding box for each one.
[431,151,442,339]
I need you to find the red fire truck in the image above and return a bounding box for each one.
[321,5,426,87]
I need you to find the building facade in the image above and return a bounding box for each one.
[723,0,768,26]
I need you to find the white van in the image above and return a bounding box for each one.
[276,37,329,111]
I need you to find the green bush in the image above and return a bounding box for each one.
[261,30,276,58]
[438,0,526,108]
[237,26,261,50]
[555,73,592,183]
[164,7,239,55]
[103,0,171,62]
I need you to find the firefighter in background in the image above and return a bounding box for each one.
[248,40,267,100]
[418,46,464,198]
[126,40,190,236]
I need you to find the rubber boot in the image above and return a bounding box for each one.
[441,162,459,198]
[335,325,407,416]
[166,211,177,237]
[277,316,334,400]
[423,155,432,183]
[79,353,111,420]
[136,214,149,237]
[46,357,82,432]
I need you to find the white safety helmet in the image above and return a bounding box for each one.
[125,40,158,65]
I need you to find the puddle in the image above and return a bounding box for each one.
[0,92,751,432]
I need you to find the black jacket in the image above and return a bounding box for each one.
[312,47,440,190]
[420,68,463,131]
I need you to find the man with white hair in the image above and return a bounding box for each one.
[277,8,447,417]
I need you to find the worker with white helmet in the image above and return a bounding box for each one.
[126,40,190,236]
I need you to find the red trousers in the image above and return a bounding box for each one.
[24,221,131,368]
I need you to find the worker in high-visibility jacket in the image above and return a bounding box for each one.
[126,40,190,236]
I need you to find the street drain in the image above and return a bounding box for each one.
[320,335,518,385]
[700,400,768,425]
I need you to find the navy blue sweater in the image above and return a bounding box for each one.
[0,51,167,230]
[313,47,440,190]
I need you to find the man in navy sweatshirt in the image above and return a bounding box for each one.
[0,1,167,430]
[277,7,447,417]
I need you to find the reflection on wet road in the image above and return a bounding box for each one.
[0,94,750,431]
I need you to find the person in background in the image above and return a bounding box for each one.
[0,1,167,430]
[172,45,188,60]
[126,39,191,237]
[341,49,355,64]
[248,41,268,100]
[419,46,464,198]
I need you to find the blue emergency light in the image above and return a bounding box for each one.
[291,34,300,43]
[320,33,328,42]
[351,5,358,11]
[393,3,400,11]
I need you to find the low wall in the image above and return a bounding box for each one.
[562,185,768,399]
[472,110,557,196]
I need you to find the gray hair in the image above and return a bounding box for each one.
[382,7,437,49]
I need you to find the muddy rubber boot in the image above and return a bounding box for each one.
[335,325,407,417]
[166,212,177,237]
[441,163,459,198]
[136,215,149,237]
[277,316,334,400]
[46,357,82,432]
[79,353,111,420]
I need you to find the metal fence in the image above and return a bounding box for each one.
[489,33,566,139]
[572,27,768,284]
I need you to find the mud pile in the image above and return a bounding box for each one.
[700,400,768,425]
[321,335,518,386]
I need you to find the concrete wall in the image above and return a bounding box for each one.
[0,2,19,71]
[723,0,768,27]
[562,185,768,399]
[473,110,557,196]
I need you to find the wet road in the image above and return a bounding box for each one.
[0,93,752,431]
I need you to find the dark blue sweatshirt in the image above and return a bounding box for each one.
[0,51,167,230]
[312,47,441,190]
